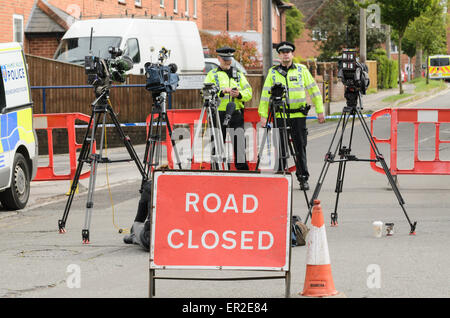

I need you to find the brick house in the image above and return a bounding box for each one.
[201,0,292,55]
[1,0,203,58]
[290,0,325,59]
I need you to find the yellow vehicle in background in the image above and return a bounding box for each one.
[428,55,450,80]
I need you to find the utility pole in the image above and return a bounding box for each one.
[262,0,273,76]
[226,0,230,31]
[385,24,391,59]
[359,5,366,63]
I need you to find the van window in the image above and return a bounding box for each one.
[54,37,122,65]
[430,58,450,67]
[0,71,5,110]
[124,38,140,64]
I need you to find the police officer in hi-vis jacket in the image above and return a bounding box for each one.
[204,46,253,170]
[258,41,325,190]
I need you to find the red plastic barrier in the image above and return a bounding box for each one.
[370,108,450,175]
[146,108,269,171]
[33,113,94,181]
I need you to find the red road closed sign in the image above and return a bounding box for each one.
[150,171,292,271]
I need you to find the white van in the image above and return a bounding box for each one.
[54,18,205,76]
[0,42,37,210]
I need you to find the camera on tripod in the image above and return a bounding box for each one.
[338,49,370,94]
[201,83,219,105]
[144,47,179,94]
[270,82,286,110]
[84,46,133,87]
[269,82,310,116]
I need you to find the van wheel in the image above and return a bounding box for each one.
[0,153,30,210]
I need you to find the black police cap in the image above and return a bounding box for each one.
[276,41,295,53]
[216,46,235,60]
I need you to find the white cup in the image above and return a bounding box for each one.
[372,221,383,238]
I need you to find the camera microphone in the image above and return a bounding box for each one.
[223,102,236,127]
[114,55,133,72]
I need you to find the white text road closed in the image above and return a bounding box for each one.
[151,171,292,270]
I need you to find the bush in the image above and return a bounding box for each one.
[369,49,398,89]
[388,59,398,89]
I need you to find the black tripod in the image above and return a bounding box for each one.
[256,91,311,209]
[58,86,147,243]
[303,87,417,234]
[142,91,182,179]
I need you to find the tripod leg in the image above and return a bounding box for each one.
[285,128,310,209]
[304,111,352,224]
[356,108,417,234]
[164,115,182,169]
[209,108,226,170]
[331,113,356,226]
[192,107,207,169]
[256,107,275,170]
[59,110,97,233]
[81,111,106,244]
[59,131,92,233]
[107,104,146,180]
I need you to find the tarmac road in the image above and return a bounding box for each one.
[0,90,449,299]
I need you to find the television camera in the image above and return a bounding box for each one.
[338,49,370,93]
[84,46,133,96]
[144,47,179,95]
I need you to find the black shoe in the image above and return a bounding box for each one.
[123,233,134,244]
[300,180,309,191]
[123,222,141,244]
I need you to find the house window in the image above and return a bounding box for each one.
[174,0,178,13]
[160,0,164,8]
[193,0,197,18]
[185,0,189,16]
[135,0,142,7]
[390,40,398,53]
[311,28,327,41]
[13,15,24,44]
[118,0,126,4]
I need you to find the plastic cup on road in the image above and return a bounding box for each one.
[372,221,383,238]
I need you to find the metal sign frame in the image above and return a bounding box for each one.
[148,169,293,298]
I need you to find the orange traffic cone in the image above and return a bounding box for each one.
[300,199,338,297]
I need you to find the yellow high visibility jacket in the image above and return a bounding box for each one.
[258,63,324,119]
[204,67,252,111]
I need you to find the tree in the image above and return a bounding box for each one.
[199,31,262,69]
[311,0,386,61]
[403,0,447,83]
[376,0,431,94]
[284,1,305,42]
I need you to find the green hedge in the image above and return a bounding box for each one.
[368,49,398,89]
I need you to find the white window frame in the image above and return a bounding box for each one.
[193,0,197,18]
[391,40,398,54]
[185,0,189,16]
[311,28,327,41]
[118,0,126,4]
[160,0,165,8]
[135,0,142,7]
[174,0,178,13]
[13,14,24,44]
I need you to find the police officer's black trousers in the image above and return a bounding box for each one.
[218,110,249,170]
[276,117,309,181]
